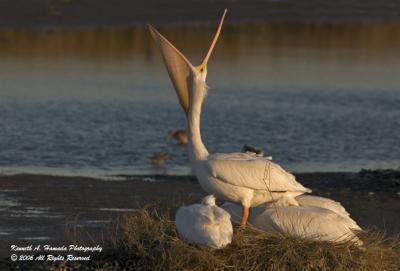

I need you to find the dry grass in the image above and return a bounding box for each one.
[47,200,399,271]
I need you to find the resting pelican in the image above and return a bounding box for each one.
[175,195,233,248]
[149,9,310,225]
[222,195,362,245]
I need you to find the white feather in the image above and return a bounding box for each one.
[221,195,362,245]
[190,153,311,209]
[296,195,361,230]
[175,195,233,249]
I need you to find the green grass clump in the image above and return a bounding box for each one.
[51,202,400,271]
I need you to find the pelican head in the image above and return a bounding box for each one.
[201,195,216,206]
[149,9,227,115]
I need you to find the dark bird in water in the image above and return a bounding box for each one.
[168,129,188,145]
[242,144,264,156]
[149,153,169,165]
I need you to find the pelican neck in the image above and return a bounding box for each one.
[187,78,209,161]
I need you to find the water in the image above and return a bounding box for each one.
[0,24,399,176]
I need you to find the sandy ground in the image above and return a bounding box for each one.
[0,170,399,259]
[1,0,400,30]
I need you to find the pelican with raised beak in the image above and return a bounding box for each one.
[149,9,310,225]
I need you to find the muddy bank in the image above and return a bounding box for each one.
[0,170,399,258]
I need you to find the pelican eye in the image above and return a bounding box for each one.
[200,67,204,72]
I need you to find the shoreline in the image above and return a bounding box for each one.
[1,167,399,189]
[1,163,399,181]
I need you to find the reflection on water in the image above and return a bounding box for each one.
[0,23,399,175]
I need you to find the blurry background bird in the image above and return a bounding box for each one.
[168,129,188,145]
[149,153,169,166]
[242,144,264,156]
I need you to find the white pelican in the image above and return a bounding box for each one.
[149,9,310,225]
[175,195,233,249]
[221,195,362,245]
[168,129,188,145]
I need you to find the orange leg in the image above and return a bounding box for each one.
[241,206,250,226]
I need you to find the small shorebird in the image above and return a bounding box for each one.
[168,129,188,145]
[149,9,310,226]
[149,153,169,166]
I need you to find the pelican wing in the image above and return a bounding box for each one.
[149,25,196,113]
[221,202,362,245]
[296,195,361,230]
[296,195,349,217]
[206,153,310,192]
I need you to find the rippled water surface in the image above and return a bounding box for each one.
[0,23,399,176]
